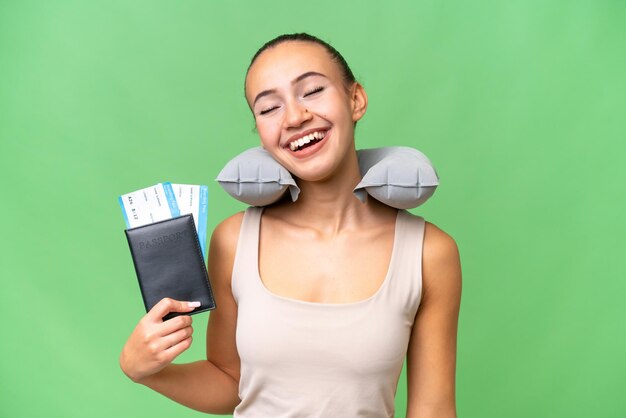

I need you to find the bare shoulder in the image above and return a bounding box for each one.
[208,212,245,285]
[422,221,462,296]
[423,221,459,263]
[210,212,245,250]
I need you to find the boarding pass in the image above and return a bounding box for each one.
[119,182,208,258]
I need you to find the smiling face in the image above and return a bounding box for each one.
[245,41,367,182]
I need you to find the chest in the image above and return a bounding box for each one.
[258,224,395,304]
[236,296,412,373]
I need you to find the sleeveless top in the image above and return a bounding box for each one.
[232,207,425,418]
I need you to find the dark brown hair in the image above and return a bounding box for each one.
[247,33,356,90]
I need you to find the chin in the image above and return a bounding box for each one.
[289,160,342,183]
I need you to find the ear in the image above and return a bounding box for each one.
[351,82,368,122]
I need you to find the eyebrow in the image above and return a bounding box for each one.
[252,71,327,106]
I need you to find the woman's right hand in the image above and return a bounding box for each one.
[119,298,199,383]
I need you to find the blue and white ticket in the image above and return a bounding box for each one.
[171,183,208,258]
[118,182,180,228]
[119,182,208,259]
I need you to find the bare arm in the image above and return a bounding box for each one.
[406,222,462,418]
[119,213,244,414]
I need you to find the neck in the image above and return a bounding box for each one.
[286,149,372,235]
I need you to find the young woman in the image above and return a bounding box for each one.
[120,33,462,418]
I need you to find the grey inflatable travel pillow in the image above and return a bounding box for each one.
[216,146,439,209]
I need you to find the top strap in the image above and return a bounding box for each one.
[383,210,425,319]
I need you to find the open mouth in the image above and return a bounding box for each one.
[288,130,327,152]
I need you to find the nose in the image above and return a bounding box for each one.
[284,100,312,128]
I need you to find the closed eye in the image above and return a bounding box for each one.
[304,86,324,97]
[259,105,279,115]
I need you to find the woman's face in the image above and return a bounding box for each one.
[245,41,367,182]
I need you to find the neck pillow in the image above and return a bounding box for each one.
[216,146,439,209]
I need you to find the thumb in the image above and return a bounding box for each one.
[148,298,200,322]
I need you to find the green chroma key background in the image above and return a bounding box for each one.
[1,1,625,417]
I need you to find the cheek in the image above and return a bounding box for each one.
[255,119,280,147]
[309,94,351,122]
[308,100,334,117]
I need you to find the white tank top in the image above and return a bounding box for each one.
[232,207,425,417]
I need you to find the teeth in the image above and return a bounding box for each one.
[289,131,327,151]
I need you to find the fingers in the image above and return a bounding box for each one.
[161,335,193,363]
[148,298,201,322]
[159,314,193,338]
[157,325,194,351]
[143,308,193,349]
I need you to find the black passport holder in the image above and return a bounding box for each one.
[124,214,216,320]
